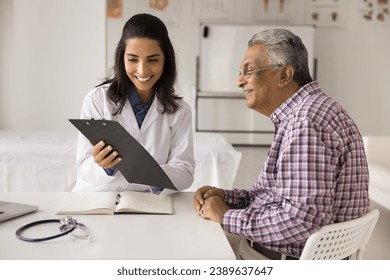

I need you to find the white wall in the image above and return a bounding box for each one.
[106,0,390,137]
[0,0,106,130]
[1,0,389,136]
[315,1,390,135]
[0,0,14,128]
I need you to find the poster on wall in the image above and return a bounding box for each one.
[306,0,347,28]
[253,0,294,23]
[191,0,234,21]
[137,0,180,23]
[107,0,123,18]
[359,0,389,24]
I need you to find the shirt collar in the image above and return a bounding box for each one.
[271,81,320,126]
[128,87,155,107]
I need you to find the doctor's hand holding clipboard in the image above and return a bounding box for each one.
[91,140,122,170]
[71,14,195,193]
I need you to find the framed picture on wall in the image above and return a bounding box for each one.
[107,0,123,18]
[306,0,347,28]
[191,0,234,22]
[359,0,390,24]
[253,0,295,23]
[136,0,181,24]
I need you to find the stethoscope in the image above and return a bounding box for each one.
[15,216,90,242]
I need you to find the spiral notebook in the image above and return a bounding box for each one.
[69,119,176,190]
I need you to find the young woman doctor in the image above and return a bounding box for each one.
[72,14,195,193]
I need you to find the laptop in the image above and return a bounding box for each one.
[0,201,38,223]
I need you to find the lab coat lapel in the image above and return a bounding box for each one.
[140,98,162,133]
[121,99,144,145]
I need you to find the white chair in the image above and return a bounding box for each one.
[238,209,380,260]
[300,208,380,260]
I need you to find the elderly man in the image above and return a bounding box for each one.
[193,29,369,260]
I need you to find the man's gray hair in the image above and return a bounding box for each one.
[248,29,313,86]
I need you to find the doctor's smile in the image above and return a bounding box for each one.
[134,75,152,82]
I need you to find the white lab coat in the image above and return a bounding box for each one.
[72,84,195,193]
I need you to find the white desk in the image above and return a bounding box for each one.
[0,192,236,260]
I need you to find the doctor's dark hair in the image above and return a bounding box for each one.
[248,29,313,87]
[100,13,181,115]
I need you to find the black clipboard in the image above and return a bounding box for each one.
[69,119,177,190]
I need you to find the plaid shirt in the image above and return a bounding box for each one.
[222,82,369,257]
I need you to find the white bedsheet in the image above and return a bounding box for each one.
[0,131,241,192]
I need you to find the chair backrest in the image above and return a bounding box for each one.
[299,209,380,260]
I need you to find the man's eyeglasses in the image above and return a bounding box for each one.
[237,65,282,79]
